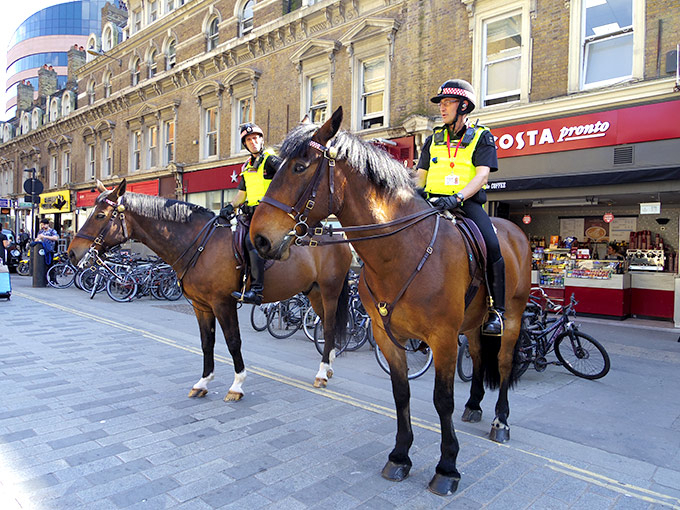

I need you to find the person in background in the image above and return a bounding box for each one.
[0,230,8,266]
[604,243,624,261]
[33,218,59,274]
[18,228,30,254]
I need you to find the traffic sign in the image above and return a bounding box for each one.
[23,178,44,195]
[24,194,40,203]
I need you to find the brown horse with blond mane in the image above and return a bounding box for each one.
[68,180,352,400]
[249,107,531,495]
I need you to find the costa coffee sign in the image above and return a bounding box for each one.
[492,100,680,158]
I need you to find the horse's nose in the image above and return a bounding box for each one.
[253,234,271,258]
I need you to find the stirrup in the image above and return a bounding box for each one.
[482,308,504,336]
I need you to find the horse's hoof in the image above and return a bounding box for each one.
[489,424,510,443]
[188,388,208,398]
[462,407,482,422]
[428,473,460,496]
[314,377,327,388]
[381,460,411,482]
[326,368,333,379]
[224,391,243,402]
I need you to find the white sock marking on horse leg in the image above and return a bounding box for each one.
[193,372,214,390]
[228,370,247,395]
[315,362,331,381]
[492,417,509,430]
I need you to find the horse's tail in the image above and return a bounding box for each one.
[480,334,502,389]
[333,271,351,346]
[480,330,524,389]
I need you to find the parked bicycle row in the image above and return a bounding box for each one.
[21,249,182,303]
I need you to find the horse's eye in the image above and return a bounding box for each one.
[96,213,105,219]
[293,162,307,174]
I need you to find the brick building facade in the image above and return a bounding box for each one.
[0,0,679,237]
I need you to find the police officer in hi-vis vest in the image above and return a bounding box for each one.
[220,123,281,305]
[415,79,505,335]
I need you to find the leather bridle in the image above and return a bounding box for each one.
[74,195,129,267]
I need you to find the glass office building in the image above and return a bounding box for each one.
[5,1,113,118]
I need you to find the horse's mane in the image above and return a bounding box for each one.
[98,191,215,223]
[280,124,415,194]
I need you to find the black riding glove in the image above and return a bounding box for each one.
[219,204,235,218]
[432,195,460,210]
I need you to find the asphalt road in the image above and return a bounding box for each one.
[2,274,679,509]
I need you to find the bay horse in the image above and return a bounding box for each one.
[67,180,352,400]
[249,107,531,495]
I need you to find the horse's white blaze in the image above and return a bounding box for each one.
[315,362,332,381]
[228,369,247,395]
[193,372,215,391]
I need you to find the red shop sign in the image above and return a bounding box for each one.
[522,214,532,224]
[603,213,614,223]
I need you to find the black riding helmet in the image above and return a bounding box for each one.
[430,79,477,115]
[240,123,264,148]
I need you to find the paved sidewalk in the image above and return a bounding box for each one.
[1,275,680,509]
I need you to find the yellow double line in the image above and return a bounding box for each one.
[15,291,680,509]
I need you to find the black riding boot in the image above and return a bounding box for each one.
[232,248,264,305]
[482,257,505,336]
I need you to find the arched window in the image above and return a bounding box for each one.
[132,58,141,85]
[103,71,112,98]
[148,49,157,78]
[88,80,96,105]
[49,97,60,122]
[207,17,219,51]
[102,25,113,51]
[166,39,176,70]
[240,0,254,36]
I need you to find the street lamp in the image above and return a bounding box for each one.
[86,48,122,67]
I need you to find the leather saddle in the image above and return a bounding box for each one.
[449,211,488,308]
[232,213,274,273]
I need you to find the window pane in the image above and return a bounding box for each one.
[239,98,252,126]
[584,32,633,84]
[486,15,521,62]
[486,58,521,97]
[364,92,383,115]
[362,59,385,94]
[585,0,632,38]
[310,76,328,106]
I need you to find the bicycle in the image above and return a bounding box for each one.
[266,295,307,339]
[373,337,433,380]
[250,302,275,332]
[46,261,78,289]
[516,289,610,380]
[456,335,473,382]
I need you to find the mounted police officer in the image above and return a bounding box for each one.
[220,123,281,305]
[415,79,505,336]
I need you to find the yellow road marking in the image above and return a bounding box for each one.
[14,291,680,509]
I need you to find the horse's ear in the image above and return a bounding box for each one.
[109,179,127,201]
[96,179,107,193]
[300,114,311,124]
[315,106,342,144]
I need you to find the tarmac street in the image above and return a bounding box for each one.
[1,274,680,509]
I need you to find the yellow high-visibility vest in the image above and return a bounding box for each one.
[241,150,274,206]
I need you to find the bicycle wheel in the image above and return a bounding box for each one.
[314,320,349,355]
[457,336,473,382]
[302,306,319,341]
[160,275,182,301]
[344,317,369,352]
[250,303,270,332]
[375,339,433,379]
[47,263,76,289]
[17,261,30,276]
[106,274,137,302]
[554,330,610,380]
[267,297,305,339]
[513,329,534,379]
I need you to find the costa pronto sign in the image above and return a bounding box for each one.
[492,100,680,158]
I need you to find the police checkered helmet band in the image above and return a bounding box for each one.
[430,79,476,113]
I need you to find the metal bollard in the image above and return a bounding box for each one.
[31,244,48,288]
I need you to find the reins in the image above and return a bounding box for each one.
[170,216,230,282]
